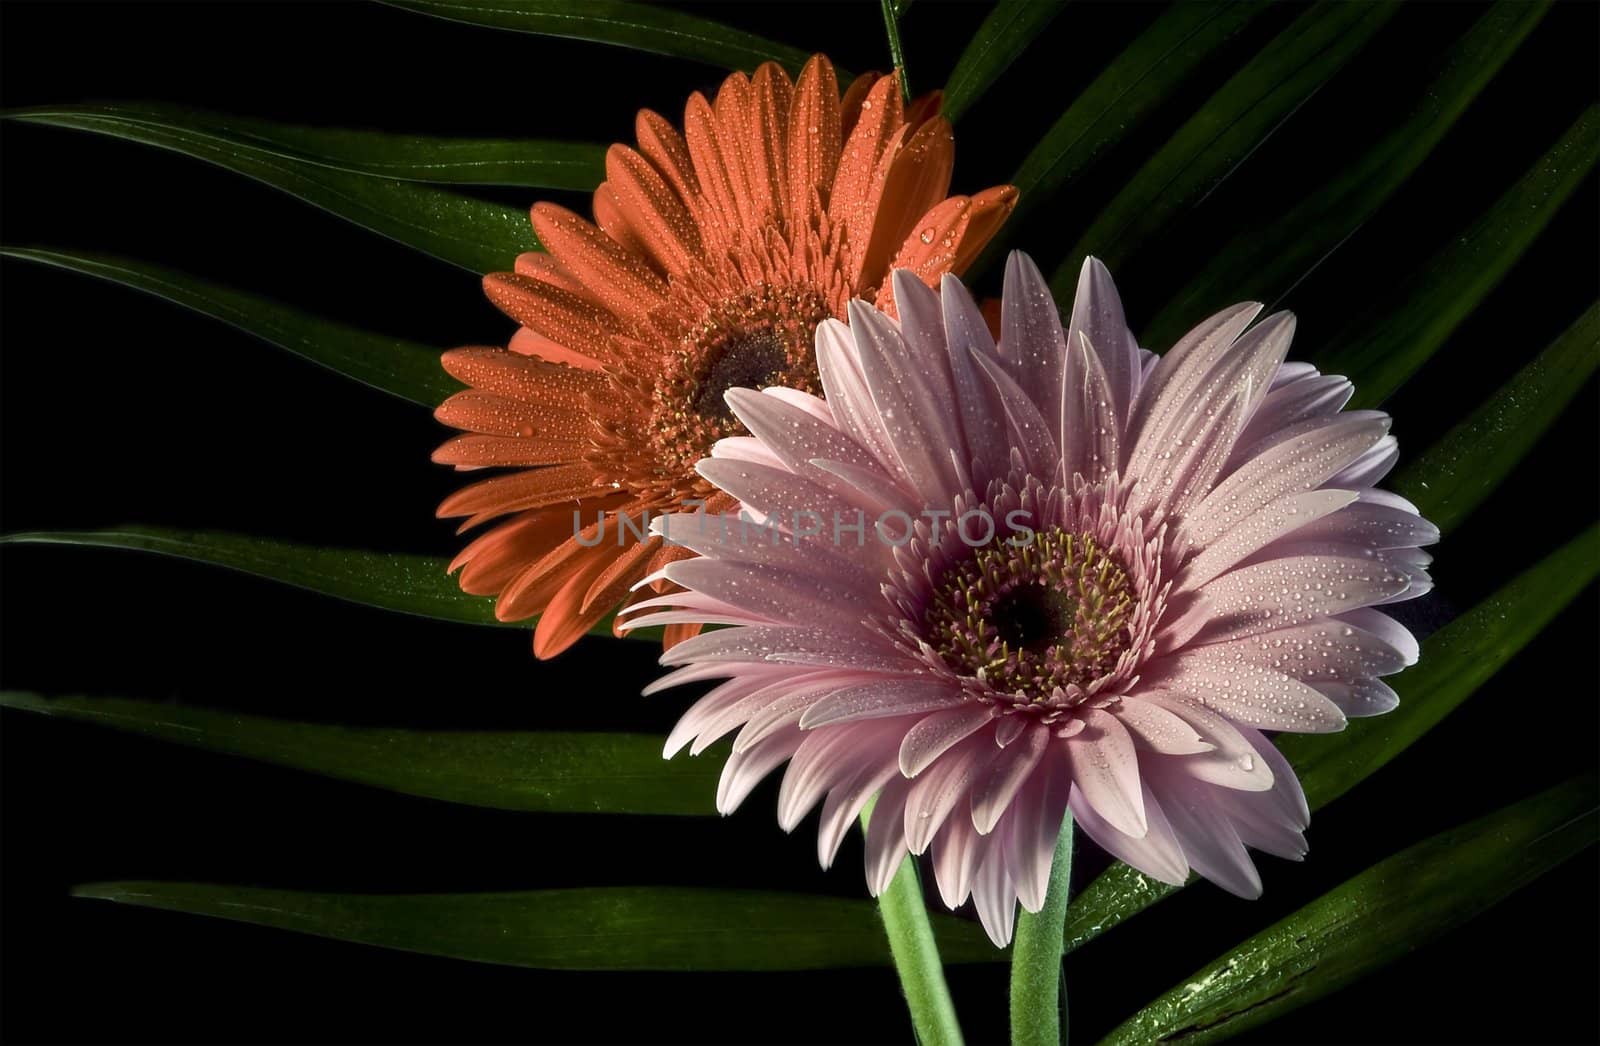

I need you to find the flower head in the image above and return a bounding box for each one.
[624,254,1436,945]
[434,55,1017,657]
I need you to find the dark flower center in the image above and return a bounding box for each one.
[691,330,790,422]
[925,528,1135,704]
[645,282,829,485]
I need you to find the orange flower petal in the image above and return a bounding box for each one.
[441,346,608,402]
[534,548,623,657]
[592,183,653,271]
[904,90,945,129]
[857,117,956,290]
[785,55,842,219]
[483,272,622,350]
[839,70,882,140]
[436,462,598,520]
[635,108,701,208]
[497,538,604,622]
[830,74,905,275]
[452,509,585,595]
[432,433,587,470]
[605,143,702,275]
[952,184,1020,274]
[748,62,794,223]
[683,91,745,250]
[504,328,605,370]
[580,535,658,615]
[530,203,667,324]
[433,388,550,437]
[513,251,589,297]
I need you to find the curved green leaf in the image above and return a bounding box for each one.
[941,0,1067,124]
[8,104,604,189]
[2,247,451,406]
[71,882,997,971]
[1143,0,1549,348]
[0,527,661,640]
[384,0,812,75]
[1053,1,1398,286]
[0,691,718,815]
[1393,302,1600,535]
[9,107,534,272]
[0,527,502,627]
[1062,522,1600,953]
[1281,523,1599,811]
[1102,777,1598,1044]
[981,1,1270,271]
[1323,104,1599,408]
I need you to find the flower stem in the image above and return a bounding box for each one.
[1009,813,1075,1046]
[878,0,913,103]
[862,806,965,1046]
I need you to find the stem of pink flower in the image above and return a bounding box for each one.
[861,803,965,1046]
[1009,814,1075,1046]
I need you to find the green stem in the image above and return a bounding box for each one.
[879,0,913,102]
[862,806,965,1045]
[1009,812,1075,1046]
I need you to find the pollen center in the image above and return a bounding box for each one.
[646,282,829,481]
[691,330,790,422]
[925,529,1135,706]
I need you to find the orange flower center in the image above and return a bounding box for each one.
[647,282,829,478]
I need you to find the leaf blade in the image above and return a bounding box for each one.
[0,527,659,640]
[1143,0,1550,348]
[2,246,452,406]
[383,0,813,74]
[70,882,998,971]
[10,107,534,272]
[1102,777,1598,1044]
[982,1,1271,272]
[1392,302,1600,535]
[1062,523,1600,952]
[8,103,605,189]
[1052,1,1399,286]
[0,690,719,815]
[0,527,503,627]
[941,0,1068,124]
[1321,104,1599,407]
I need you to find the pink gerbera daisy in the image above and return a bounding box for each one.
[622,254,1435,945]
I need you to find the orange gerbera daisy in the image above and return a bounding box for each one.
[434,54,1018,658]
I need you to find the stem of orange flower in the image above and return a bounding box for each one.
[861,802,965,1046]
[1009,813,1075,1046]
[878,0,913,103]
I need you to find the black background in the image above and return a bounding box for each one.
[2,2,1597,1043]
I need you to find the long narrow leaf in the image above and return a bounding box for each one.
[9,108,534,272]
[1052,1,1398,286]
[1143,0,1549,348]
[71,882,998,971]
[1322,104,1598,407]
[384,0,812,74]
[2,247,451,406]
[941,0,1067,124]
[0,527,659,640]
[0,527,502,627]
[0,691,718,815]
[1062,522,1600,952]
[1102,777,1598,1043]
[1004,2,1270,233]
[9,104,604,189]
[1393,302,1600,534]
